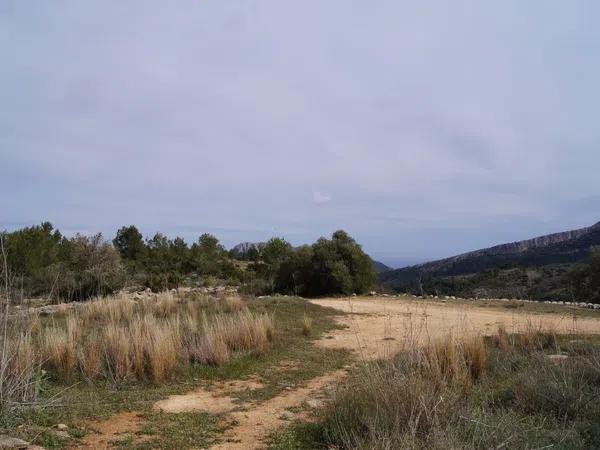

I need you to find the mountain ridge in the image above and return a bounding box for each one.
[380,221,600,293]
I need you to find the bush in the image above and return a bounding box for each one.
[1,225,125,301]
[275,230,376,297]
[51,234,126,301]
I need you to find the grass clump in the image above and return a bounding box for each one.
[301,314,312,336]
[6,292,276,387]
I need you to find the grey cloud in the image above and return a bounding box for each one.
[1,1,599,260]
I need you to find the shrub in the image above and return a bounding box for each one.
[275,230,376,297]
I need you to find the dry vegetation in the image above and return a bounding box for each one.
[271,324,600,450]
[0,292,274,409]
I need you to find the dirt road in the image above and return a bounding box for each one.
[311,296,600,359]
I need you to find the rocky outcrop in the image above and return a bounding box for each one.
[230,242,265,256]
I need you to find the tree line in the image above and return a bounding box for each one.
[0,223,377,301]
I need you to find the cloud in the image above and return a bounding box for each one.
[1,1,599,258]
[312,191,332,205]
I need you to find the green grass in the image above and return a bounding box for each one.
[1,296,351,449]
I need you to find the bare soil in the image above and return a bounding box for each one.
[209,370,346,450]
[311,296,600,359]
[75,411,143,449]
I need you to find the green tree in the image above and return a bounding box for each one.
[273,230,376,297]
[190,234,226,276]
[3,222,62,277]
[571,247,600,303]
[113,225,145,261]
[262,237,293,276]
[170,237,191,274]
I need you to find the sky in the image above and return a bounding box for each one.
[1,1,600,267]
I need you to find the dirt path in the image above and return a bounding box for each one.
[311,296,600,359]
[78,371,345,450]
[209,370,346,449]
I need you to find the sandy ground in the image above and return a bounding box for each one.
[311,296,600,360]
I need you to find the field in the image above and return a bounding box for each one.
[3,293,600,449]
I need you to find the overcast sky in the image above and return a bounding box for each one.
[1,1,599,267]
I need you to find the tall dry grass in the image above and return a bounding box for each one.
[302,314,313,336]
[3,292,275,386]
[0,252,40,410]
[44,327,76,381]
[321,323,570,449]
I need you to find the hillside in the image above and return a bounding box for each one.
[380,221,600,299]
[371,259,392,274]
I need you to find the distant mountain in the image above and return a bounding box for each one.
[380,221,600,299]
[230,242,265,257]
[371,259,392,274]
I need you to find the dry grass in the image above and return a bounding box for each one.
[103,324,131,383]
[191,333,230,366]
[200,310,275,361]
[145,320,182,384]
[77,332,103,383]
[302,314,312,336]
[320,324,575,450]
[0,331,38,410]
[153,292,179,318]
[44,327,76,381]
[4,293,275,385]
[222,296,244,313]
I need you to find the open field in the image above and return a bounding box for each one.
[3,293,600,449]
[311,295,600,359]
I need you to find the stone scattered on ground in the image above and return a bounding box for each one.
[547,354,570,363]
[0,435,44,450]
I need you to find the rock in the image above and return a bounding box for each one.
[306,399,323,409]
[547,354,569,363]
[52,431,69,439]
[0,435,30,449]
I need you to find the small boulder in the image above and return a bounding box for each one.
[547,354,569,364]
[306,399,323,409]
[0,435,30,449]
